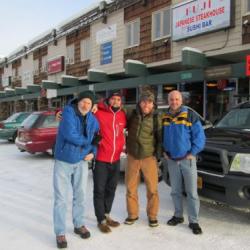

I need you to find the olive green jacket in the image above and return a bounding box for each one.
[126,106,162,159]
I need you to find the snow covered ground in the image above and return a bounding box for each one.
[0,140,250,250]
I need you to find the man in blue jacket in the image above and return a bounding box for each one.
[163,90,205,235]
[53,90,99,249]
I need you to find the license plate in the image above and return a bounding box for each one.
[197,176,203,189]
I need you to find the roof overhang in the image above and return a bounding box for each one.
[15,87,28,95]
[27,84,41,93]
[42,80,61,89]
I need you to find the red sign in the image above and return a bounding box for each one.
[217,79,227,90]
[246,55,250,76]
[40,88,47,98]
[47,56,64,74]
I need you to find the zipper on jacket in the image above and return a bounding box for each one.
[110,111,117,163]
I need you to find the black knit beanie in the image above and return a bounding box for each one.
[77,90,95,106]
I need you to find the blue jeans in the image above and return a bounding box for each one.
[167,158,200,223]
[53,160,89,236]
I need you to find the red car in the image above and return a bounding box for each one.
[15,111,59,155]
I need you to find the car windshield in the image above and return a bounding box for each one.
[5,113,20,122]
[21,113,40,129]
[215,108,250,129]
[15,113,30,123]
[39,114,59,128]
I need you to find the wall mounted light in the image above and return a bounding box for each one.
[163,39,169,45]
[243,19,249,27]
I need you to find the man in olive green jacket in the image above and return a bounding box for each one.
[124,90,162,227]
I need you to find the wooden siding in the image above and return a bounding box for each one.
[124,0,171,64]
[66,26,90,77]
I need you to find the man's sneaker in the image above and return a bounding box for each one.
[74,226,91,239]
[124,217,139,225]
[98,221,112,233]
[167,216,184,226]
[189,223,202,235]
[106,217,120,227]
[148,219,159,227]
[56,235,67,249]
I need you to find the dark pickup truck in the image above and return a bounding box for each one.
[164,101,250,208]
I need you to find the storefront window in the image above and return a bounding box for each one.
[162,82,203,115]
[180,82,204,116]
[122,88,137,104]
[237,78,250,103]
[96,91,107,102]
[163,84,177,101]
[206,79,236,122]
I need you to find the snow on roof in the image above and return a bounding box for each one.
[27,29,53,47]
[182,47,203,53]
[61,74,78,79]
[125,59,145,65]
[88,68,105,73]
[4,87,15,91]
[57,0,113,29]
[7,45,25,57]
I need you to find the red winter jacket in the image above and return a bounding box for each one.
[95,101,126,163]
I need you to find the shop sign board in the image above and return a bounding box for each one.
[172,0,231,41]
[205,65,232,79]
[246,55,250,76]
[47,56,64,75]
[100,42,112,65]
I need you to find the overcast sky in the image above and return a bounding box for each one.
[0,0,102,57]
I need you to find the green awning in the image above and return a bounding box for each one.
[15,87,28,95]
[42,80,61,89]
[61,75,80,87]
[5,90,15,96]
[88,69,110,82]
[27,85,41,93]
[125,59,148,76]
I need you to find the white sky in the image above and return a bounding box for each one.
[0,0,103,57]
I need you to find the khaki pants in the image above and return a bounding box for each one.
[125,154,159,220]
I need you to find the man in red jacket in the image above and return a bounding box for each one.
[93,92,126,233]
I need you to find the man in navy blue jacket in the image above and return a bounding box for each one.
[53,91,99,249]
[162,90,205,235]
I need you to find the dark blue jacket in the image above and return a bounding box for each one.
[162,105,205,159]
[54,99,99,164]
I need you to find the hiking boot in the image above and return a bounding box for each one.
[56,235,67,249]
[189,223,202,235]
[148,219,159,227]
[98,221,112,233]
[124,217,139,225]
[167,216,184,226]
[74,226,91,239]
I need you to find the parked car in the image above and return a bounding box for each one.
[120,105,212,182]
[15,111,59,155]
[0,112,31,142]
[164,101,250,208]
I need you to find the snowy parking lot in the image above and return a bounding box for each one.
[0,140,250,250]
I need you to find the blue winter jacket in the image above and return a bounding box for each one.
[162,105,205,160]
[54,99,99,164]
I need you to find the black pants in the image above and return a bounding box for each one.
[93,160,120,223]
